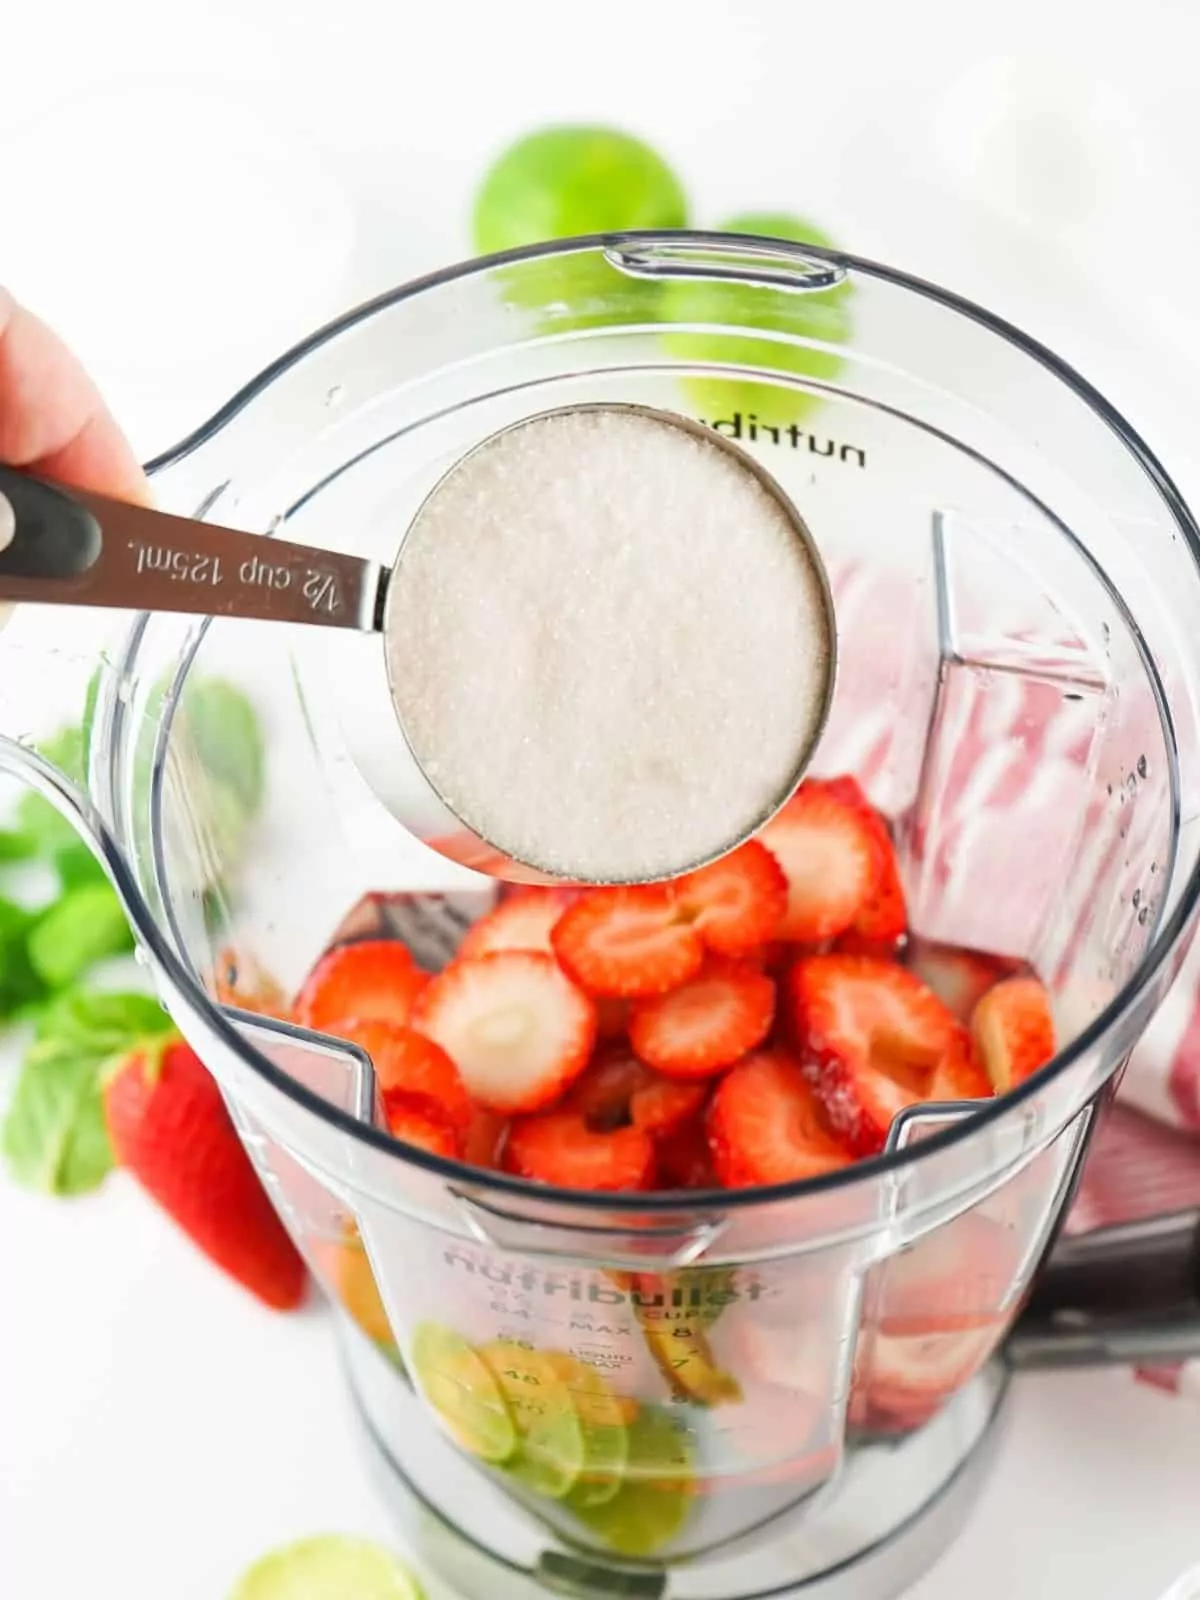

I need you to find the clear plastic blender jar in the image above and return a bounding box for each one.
[3,234,1200,1599]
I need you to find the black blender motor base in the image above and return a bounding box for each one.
[339,1317,1010,1600]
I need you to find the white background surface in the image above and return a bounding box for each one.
[3,3,1200,1596]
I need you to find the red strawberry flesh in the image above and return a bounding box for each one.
[506,1108,656,1191]
[552,886,704,997]
[759,783,882,942]
[294,940,428,1033]
[630,960,775,1078]
[674,840,787,956]
[708,1049,854,1187]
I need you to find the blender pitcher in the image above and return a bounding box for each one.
[4,234,1200,1600]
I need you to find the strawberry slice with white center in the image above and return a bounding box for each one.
[629,960,775,1079]
[458,888,577,960]
[758,782,883,942]
[673,841,788,956]
[505,1108,656,1191]
[788,954,993,1155]
[552,886,704,998]
[971,973,1057,1091]
[411,951,596,1115]
[707,1048,854,1187]
[905,936,1023,1023]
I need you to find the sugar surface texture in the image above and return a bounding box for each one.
[386,407,831,882]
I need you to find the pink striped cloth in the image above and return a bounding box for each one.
[819,559,1200,1398]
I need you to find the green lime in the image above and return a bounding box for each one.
[569,1406,696,1558]
[473,125,687,254]
[663,211,853,430]
[472,125,687,333]
[228,1535,424,1599]
[551,1355,631,1509]
[410,1322,517,1464]
[479,1342,587,1499]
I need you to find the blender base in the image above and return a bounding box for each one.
[340,1324,1010,1600]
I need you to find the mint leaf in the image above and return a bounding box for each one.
[56,1078,115,1195]
[1,1040,101,1192]
[52,841,108,893]
[27,884,133,989]
[0,895,48,1019]
[2,991,174,1196]
[178,678,264,815]
[0,829,36,861]
[35,990,170,1050]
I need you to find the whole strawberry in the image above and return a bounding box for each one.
[104,1036,308,1311]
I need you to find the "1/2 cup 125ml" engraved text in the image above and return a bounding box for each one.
[128,540,342,615]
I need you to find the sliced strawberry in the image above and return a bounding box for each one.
[758,783,882,942]
[332,1017,473,1136]
[458,888,578,960]
[629,960,775,1079]
[788,955,993,1155]
[674,841,787,956]
[505,1108,656,1191]
[386,1096,462,1159]
[411,951,596,1114]
[463,1109,510,1169]
[552,886,704,998]
[294,940,428,1033]
[707,1049,854,1187]
[971,974,1056,1092]
[822,776,907,946]
[655,1117,719,1189]
[905,937,1022,1024]
[568,1044,708,1136]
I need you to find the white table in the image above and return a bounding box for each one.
[3,5,1200,1594]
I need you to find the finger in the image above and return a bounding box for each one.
[0,287,149,504]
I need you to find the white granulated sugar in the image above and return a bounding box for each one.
[386,407,832,882]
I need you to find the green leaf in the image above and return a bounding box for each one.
[35,989,171,1051]
[27,884,134,989]
[52,841,108,893]
[0,895,48,1019]
[1,1041,102,1192]
[2,991,174,1196]
[177,678,265,816]
[0,829,37,862]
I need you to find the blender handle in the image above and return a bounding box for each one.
[1006,1208,1200,1370]
[0,466,386,629]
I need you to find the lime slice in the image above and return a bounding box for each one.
[569,1407,696,1557]
[550,1355,632,1509]
[228,1535,424,1599]
[410,1322,516,1464]
[663,211,853,430]
[478,1341,587,1499]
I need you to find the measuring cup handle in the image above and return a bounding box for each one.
[1007,1208,1200,1370]
[0,465,385,630]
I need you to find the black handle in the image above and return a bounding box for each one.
[0,468,103,579]
[1007,1209,1200,1370]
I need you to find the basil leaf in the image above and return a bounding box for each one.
[27,884,134,989]
[56,1078,116,1195]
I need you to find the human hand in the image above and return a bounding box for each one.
[0,289,148,620]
